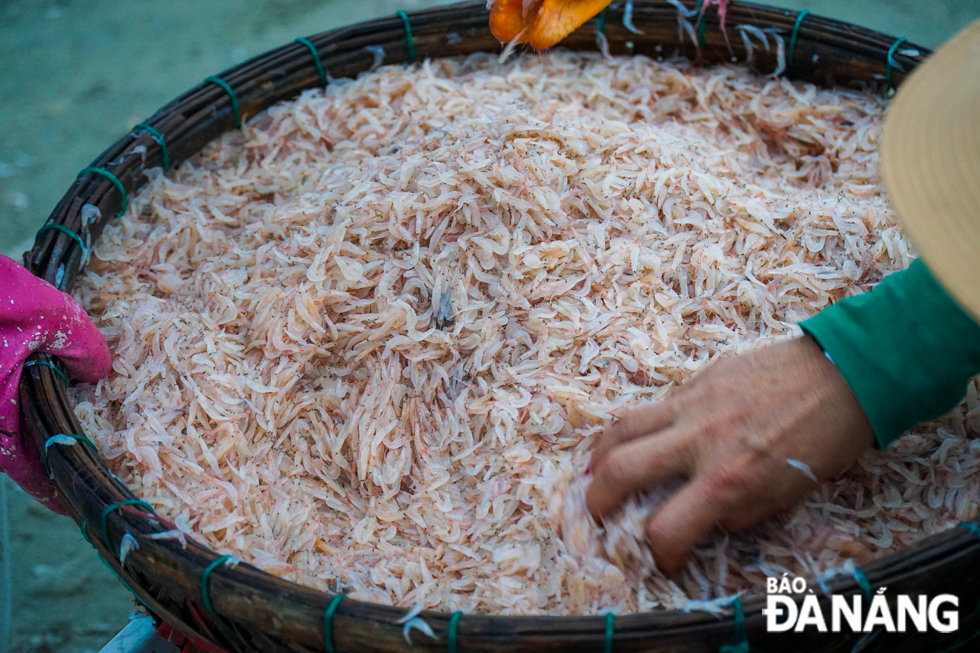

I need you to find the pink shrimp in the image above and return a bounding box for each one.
[698,0,732,53]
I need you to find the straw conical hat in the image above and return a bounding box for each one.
[882,20,980,322]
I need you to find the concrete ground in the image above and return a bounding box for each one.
[0,0,977,651]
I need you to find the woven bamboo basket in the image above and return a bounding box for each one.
[20,1,980,651]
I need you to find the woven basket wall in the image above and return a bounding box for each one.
[23,2,980,651]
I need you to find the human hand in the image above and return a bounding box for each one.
[0,254,111,513]
[586,335,874,574]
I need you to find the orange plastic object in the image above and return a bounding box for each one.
[489,0,612,50]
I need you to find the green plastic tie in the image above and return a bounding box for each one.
[201,554,238,615]
[694,0,707,47]
[99,552,151,610]
[788,10,810,67]
[204,75,241,129]
[24,360,69,388]
[959,521,980,539]
[42,434,99,471]
[35,224,88,268]
[295,37,327,87]
[718,597,749,653]
[81,521,91,544]
[323,594,346,653]
[133,122,170,171]
[78,167,128,217]
[596,9,606,35]
[448,610,463,653]
[101,499,154,548]
[603,612,615,653]
[886,36,908,90]
[851,565,873,603]
[396,10,416,63]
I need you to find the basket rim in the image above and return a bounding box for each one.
[23,2,980,652]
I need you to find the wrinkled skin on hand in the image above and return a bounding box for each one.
[586,335,874,574]
[489,0,729,51]
[0,255,111,513]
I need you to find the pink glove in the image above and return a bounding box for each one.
[0,254,111,513]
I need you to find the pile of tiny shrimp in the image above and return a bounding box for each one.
[72,52,980,615]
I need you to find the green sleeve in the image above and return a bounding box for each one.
[800,259,980,449]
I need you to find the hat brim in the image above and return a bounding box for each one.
[882,20,980,322]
